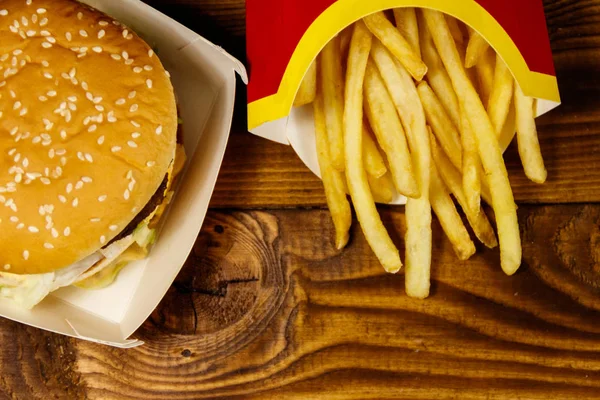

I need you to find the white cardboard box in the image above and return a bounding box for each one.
[0,0,247,348]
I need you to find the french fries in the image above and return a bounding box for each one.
[298,7,548,298]
[294,60,317,107]
[363,11,428,81]
[363,122,388,178]
[460,106,481,215]
[314,88,352,250]
[417,81,462,169]
[344,21,402,273]
[430,133,498,249]
[364,58,419,197]
[419,14,461,129]
[320,36,346,171]
[514,83,547,184]
[430,160,476,261]
[393,8,421,57]
[487,54,514,135]
[423,9,521,275]
[465,30,490,69]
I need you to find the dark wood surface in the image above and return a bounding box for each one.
[1,1,600,399]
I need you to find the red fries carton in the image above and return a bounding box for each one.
[246,0,560,204]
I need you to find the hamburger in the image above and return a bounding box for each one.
[0,0,186,308]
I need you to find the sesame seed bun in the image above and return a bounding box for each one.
[0,0,178,275]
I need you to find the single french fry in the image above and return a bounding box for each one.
[488,54,515,136]
[475,46,495,107]
[514,83,547,184]
[460,106,481,215]
[364,58,419,198]
[430,133,498,249]
[445,15,465,44]
[294,59,317,107]
[419,13,460,129]
[378,52,432,299]
[369,171,395,204]
[465,30,490,68]
[417,80,463,169]
[430,160,476,260]
[363,122,388,178]
[314,89,352,250]
[393,7,420,57]
[424,9,521,275]
[344,21,402,273]
[339,24,354,61]
[363,11,428,81]
[320,36,346,171]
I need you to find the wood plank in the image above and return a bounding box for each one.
[4,206,597,399]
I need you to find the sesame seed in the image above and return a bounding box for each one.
[77,152,84,161]
[85,153,93,162]
[79,29,88,37]
[65,32,72,41]
[98,30,105,39]
[81,81,89,91]
[69,67,76,77]
[23,250,29,260]
[37,8,47,14]
[146,161,155,167]
[72,198,78,207]
[128,181,135,191]
[39,96,48,102]
[41,133,51,141]
[126,170,133,179]
[98,195,107,202]
[10,216,18,222]
[69,103,77,111]
[88,124,97,132]
[42,42,52,48]
[28,226,39,233]
[144,65,153,71]
[22,158,29,167]
[99,21,108,26]
[60,130,67,140]
[0,10,7,16]
[95,105,104,112]
[13,49,22,55]
[100,235,106,244]
[39,17,48,26]
[93,96,102,104]
[148,49,154,57]
[56,149,66,155]
[107,112,117,123]
[40,30,50,36]
[128,91,136,99]
[51,228,58,238]
[111,53,121,61]
[58,195,66,203]
[47,90,57,97]
[97,136,105,145]
[44,243,54,249]
[109,225,118,231]
[75,181,83,190]
[14,174,22,183]
[125,59,134,65]
[92,46,102,53]
[66,183,73,193]
[40,177,50,185]
[22,16,29,26]
[64,227,71,236]
[123,190,130,200]
[122,51,129,59]
[90,218,100,223]
[14,153,20,162]
[111,146,121,153]
[82,176,92,183]
[16,223,24,229]
[10,127,18,136]
[127,140,138,148]
[13,101,21,110]
[19,108,27,116]
[32,136,41,144]
[43,72,53,79]
[129,104,138,112]
[131,132,141,139]
[133,67,142,73]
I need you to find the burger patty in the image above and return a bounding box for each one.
[105,174,168,248]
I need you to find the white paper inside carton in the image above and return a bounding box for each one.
[0,0,247,347]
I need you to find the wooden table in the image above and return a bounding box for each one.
[2,1,600,399]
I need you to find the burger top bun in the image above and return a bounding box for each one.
[0,0,178,275]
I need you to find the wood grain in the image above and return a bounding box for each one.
[13,206,594,399]
[1,0,600,399]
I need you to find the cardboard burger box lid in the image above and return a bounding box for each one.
[0,0,247,348]
[246,0,560,204]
